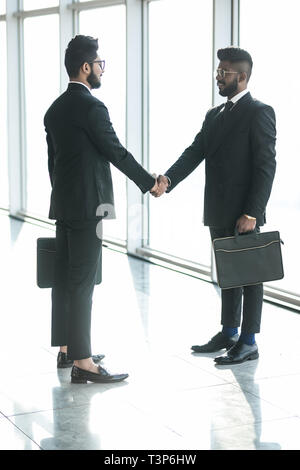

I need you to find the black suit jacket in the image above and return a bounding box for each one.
[44,83,155,221]
[165,92,276,227]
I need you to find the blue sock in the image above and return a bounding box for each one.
[222,326,238,338]
[240,332,255,345]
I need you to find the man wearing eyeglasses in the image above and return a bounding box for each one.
[44,35,158,383]
[152,47,276,365]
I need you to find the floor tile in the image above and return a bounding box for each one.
[211,417,300,450]
[0,416,40,450]
[105,381,292,440]
[236,373,300,417]
[10,402,185,450]
[0,369,115,417]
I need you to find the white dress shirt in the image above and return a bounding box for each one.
[229,88,249,105]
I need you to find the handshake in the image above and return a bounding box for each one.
[150,175,170,198]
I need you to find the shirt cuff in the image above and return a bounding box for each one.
[244,214,256,220]
[165,176,171,187]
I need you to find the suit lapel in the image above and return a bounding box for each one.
[206,92,253,159]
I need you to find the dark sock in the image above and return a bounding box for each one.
[222,326,238,338]
[239,332,255,345]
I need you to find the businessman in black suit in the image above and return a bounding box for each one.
[44,35,158,383]
[153,47,276,364]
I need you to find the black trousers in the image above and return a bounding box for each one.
[210,226,263,334]
[51,219,102,360]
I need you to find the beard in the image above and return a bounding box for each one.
[218,76,238,97]
[87,70,101,89]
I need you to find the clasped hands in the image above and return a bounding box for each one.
[150,174,169,198]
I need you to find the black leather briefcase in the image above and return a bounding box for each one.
[37,237,102,288]
[212,231,284,289]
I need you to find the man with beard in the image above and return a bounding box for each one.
[44,35,158,383]
[152,47,276,364]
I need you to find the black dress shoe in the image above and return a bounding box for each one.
[57,352,105,369]
[71,365,129,384]
[91,354,106,364]
[191,332,239,353]
[57,352,73,369]
[214,341,259,365]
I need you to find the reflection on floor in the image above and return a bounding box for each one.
[0,213,300,450]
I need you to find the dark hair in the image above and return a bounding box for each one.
[65,35,99,78]
[217,46,253,81]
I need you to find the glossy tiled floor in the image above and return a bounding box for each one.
[0,213,300,450]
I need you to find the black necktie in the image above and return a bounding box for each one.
[223,100,234,118]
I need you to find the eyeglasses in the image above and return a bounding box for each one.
[92,60,105,71]
[216,68,239,79]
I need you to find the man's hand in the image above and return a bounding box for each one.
[150,174,169,198]
[236,214,256,233]
[150,173,159,195]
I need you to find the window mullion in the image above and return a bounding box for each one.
[59,0,74,92]
[6,0,24,216]
[126,0,144,255]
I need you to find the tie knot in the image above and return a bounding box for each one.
[224,100,234,111]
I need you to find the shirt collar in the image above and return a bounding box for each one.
[69,81,91,94]
[229,89,249,104]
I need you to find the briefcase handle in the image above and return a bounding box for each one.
[234,228,256,237]
[234,228,284,245]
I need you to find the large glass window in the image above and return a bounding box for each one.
[0,18,9,209]
[23,14,60,217]
[0,0,5,14]
[147,0,213,267]
[240,0,300,295]
[23,0,58,10]
[80,4,127,242]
